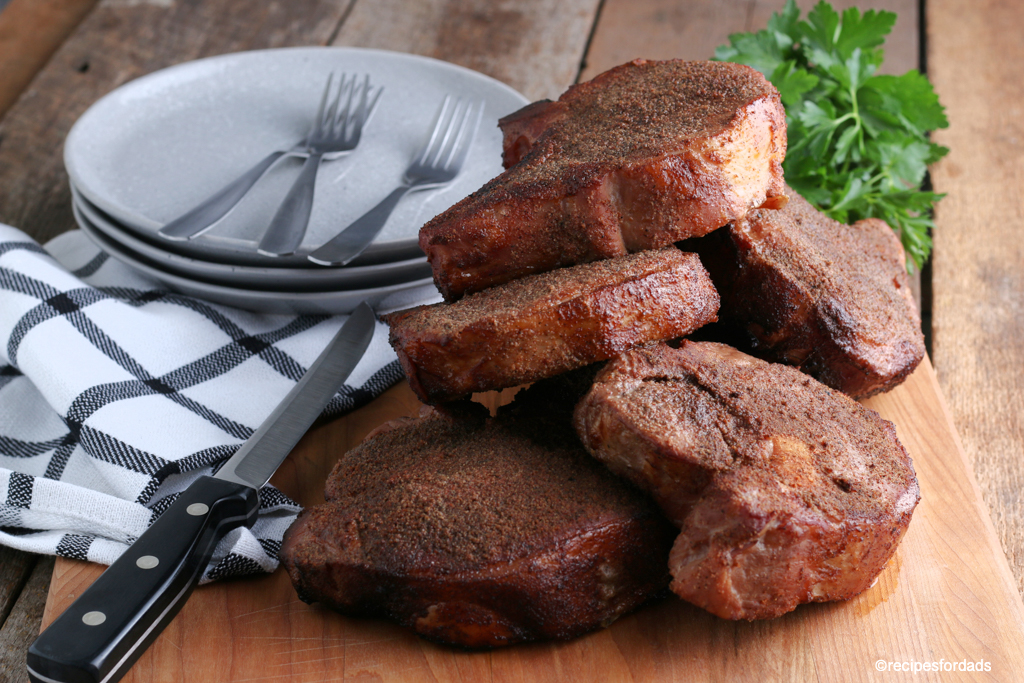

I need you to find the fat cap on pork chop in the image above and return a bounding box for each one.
[421,59,788,301]
[574,341,919,620]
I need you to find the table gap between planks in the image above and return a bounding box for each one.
[0,0,1022,681]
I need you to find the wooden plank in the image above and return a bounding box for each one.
[927,0,1024,593]
[580,0,749,80]
[331,0,602,102]
[40,361,1024,681]
[580,0,918,82]
[0,547,42,683]
[0,556,53,683]
[0,547,36,626]
[0,0,356,247]
[0,0,99,119]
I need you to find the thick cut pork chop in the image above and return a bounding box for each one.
[384,247,718,404]
[421,59,788,301]
[281,401,675,648]
[574,341,919,620]
[685,189,924,397]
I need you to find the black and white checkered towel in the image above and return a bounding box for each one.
[0,224,439,582]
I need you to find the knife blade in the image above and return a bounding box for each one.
[26,302,378,683]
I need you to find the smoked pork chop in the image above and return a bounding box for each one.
[421,59,788,301]
[384,247,718,404]
[574,341,919,620]
[281,402,675,648]
[684,189,924,397]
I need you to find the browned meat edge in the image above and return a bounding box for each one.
[384,247,719,404]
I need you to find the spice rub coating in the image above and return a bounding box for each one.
[281,402,675,648]
[574,341,919,620]
[384,247,718,404]
[687,188,924,397]
[422,59,788,301]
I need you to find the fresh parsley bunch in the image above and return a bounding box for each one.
[714,0,948,272]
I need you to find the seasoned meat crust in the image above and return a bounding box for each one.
[281,403,675,648]
[384,247,719,404]
[686,188,924,397]
[574,341,919,620]
[421,59,788,301]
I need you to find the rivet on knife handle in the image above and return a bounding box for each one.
[26,476,259,683]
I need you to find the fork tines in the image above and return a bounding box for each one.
[418,96,484,172]
[313,73,383,147]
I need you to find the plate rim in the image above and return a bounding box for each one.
[71,180,427,268]
[72,201,437,311]
[71,184,432,289]
[64,45,528,250]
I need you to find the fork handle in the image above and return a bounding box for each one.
[158,150,288,241]
[258,153,325,257]
[307,184,413,266]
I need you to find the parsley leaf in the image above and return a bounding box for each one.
[714,0,948,272]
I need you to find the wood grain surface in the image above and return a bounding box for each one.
[0,0,98,118]
[0,548,36,624]
[0,558,53,683]
[332,0,601,102]
[41,361,1024,682]
[580,0,918,82]
[927,0,1024,593]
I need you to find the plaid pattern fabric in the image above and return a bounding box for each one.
[0,224,437,582]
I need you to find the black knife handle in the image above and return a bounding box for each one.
[27,476,260,683]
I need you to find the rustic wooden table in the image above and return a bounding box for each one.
[0,0,1018,680]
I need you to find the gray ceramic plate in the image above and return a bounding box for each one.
[73,202,440,315]
[69,180,416,269]
[71,184,433,292]
[64,47,528,265]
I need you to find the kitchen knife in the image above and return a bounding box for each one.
[26,302,378,683]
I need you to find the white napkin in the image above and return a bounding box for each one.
[0,224,438,582]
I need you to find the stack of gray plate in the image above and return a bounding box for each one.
[65,47,529,314]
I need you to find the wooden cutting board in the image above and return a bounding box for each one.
[40,357,1024,682]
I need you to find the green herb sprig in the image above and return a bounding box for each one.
[714,0,948,272]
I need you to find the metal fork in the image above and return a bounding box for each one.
[158,73,381,244]
[257,74,382,256]
[307,96,483,266]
